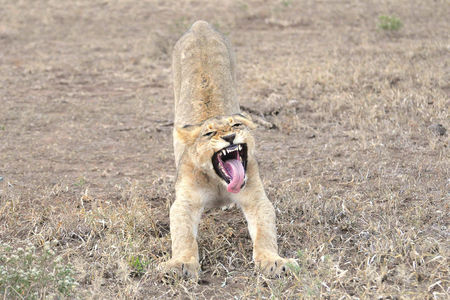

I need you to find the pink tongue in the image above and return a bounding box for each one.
[224,159,245,193]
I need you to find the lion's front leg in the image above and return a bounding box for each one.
[161,194,203,278]
[239,189,297,276]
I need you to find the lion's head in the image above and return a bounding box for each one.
[175,113,256,193]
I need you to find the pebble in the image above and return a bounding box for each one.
[428,123,447,136]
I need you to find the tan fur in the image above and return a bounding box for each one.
[161,20,296,278]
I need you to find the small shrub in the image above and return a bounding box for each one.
[0,241,78,299]
[128,255,149,277]
[281,0,292,7]
[74,177,87,187]
[378,15,403,31]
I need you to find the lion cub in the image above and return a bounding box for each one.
[162,20,295,277]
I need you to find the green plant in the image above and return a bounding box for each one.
[378,15,403,31]
[128,255,149,277]
[0,241,78,299]
[281,0,292,7]
[0,125,5,130]
[238,1,248,11]
[74,177,87,187]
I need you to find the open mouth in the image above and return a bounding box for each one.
[212,143,248,193]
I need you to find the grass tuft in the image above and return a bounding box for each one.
[378,15,403,31]
[128,255,150,278]
[0,241,78,299]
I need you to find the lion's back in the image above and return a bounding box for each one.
[172,21,239,127]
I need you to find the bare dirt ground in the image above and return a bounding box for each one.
[0,0,448,298]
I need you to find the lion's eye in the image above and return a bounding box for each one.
[203,131,216,137]
[232,123,242,128]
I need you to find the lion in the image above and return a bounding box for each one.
[161,20,296,278]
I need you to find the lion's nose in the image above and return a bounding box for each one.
[221,133,236,144]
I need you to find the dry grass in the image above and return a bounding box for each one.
[0,0,448,299]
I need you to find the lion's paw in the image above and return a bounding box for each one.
[221,202,236,211]
[160,257,200,278]
[255,253,298,277]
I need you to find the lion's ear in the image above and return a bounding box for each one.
[174,124,201,144]
[235,113,257,130]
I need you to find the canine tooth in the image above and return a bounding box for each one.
[222,150,226,156]
[238,145,242,151]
